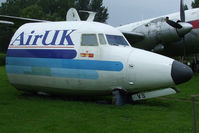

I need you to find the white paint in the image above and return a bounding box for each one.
[132,88,177,101]
[6,21,178,97]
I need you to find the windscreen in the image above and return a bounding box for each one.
[106,34,129,46]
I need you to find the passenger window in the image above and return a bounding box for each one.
[98,34,106,45]
[81,34,98,46]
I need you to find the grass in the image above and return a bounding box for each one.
[0,66,199,133]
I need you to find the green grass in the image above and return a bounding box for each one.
[175,73,199,98]
[0,66,199,133]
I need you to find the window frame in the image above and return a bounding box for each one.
[105,34,129,46]
[81,33,99,46]
[98,33,107,45]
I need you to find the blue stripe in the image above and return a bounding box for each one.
[6,65,32,74]
[6,57,123,71]
[7,49,77,59]
[6,65,99,79]
[51,68,99,79]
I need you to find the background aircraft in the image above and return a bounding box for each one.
[118,0,199,57]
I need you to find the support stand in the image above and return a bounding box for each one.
[112,89,131,106]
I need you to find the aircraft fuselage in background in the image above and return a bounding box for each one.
[118,8,199,56]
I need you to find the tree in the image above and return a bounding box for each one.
[0,0,109,52]
[0,0,38,16]
[89,0,108,22]
[184,4,188,10]
[192,0,199,8]
[0,0,108,22]
[0,0,75,21]
[0,24,13,52]
[75,0,108,22]
[20,5,45,19]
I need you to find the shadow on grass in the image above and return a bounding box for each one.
[133,100,172,108]
[19,91,113,104]
[17,91,171,108]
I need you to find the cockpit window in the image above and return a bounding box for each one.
[106,34,129,46]
[81,34,98,46]
[98,34,106,45]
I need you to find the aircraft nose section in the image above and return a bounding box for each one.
[171,61,193,85]
[177,22,193,36]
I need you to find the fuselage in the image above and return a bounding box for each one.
[6,21,192,96]
[118,8,199,56]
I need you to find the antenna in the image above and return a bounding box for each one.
[79,10,97,22]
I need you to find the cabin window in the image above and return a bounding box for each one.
[98,34,106,45]
[81,34,98,46]
[106,34,129,46]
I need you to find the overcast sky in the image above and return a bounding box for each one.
[104,0,192,26]
[0,0,194,26]
[103,0,194,26]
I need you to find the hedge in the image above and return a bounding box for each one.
[0,53,6,66]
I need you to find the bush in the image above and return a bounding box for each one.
[0,53,6,66]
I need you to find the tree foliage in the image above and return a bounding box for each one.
[0,0,108,22]
[89,0,108,22]
[192,0,199,8]
[184,4,188,10]
[0,25,13,52]
[75,0,108,22]
[0,0,109,52]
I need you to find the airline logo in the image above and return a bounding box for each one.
[10,29,76,46]
[80,51,94,58]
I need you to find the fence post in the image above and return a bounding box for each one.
[192,95,199,133]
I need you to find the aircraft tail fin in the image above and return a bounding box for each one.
[66,8,81,21]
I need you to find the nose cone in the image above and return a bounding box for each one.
[171,61,193,85]
[177,22,193,36]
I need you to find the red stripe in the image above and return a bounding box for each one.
[190,19,199,29]
[88,54,94,58]
[80,53,94,58]
[80,53,87,57]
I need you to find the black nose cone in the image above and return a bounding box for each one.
[171,61,193,85]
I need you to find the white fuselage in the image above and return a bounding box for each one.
[6,21,191,96]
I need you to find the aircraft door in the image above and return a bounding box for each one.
[127,52,136,87]
[79,34,99,60]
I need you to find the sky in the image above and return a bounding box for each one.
[103,0,194,26]
[0,0,195,26]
